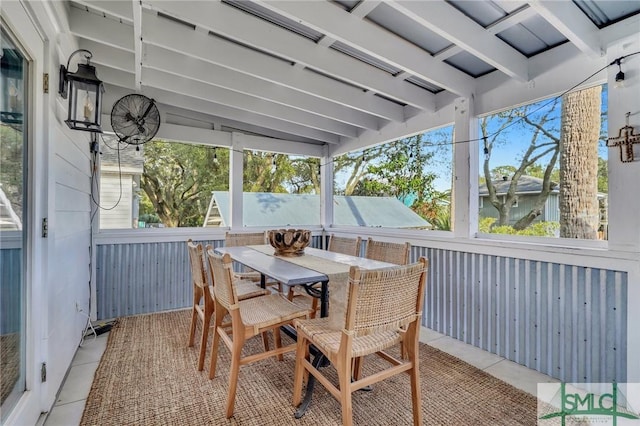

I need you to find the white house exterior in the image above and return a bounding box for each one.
[98,142,143,229]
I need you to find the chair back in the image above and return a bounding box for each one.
[187,239,207,290]
[327,234,361,257]
[365,238,410,265]
[225,231,267,247]
[345,258,428,336]
[206,249,238,310]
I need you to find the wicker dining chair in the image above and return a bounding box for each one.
[206,248,312,418]
[328,234,362,256]
[364,238,411,359]
[364,238,410,265]
[292,258,428,426]
[287,234,362,317]
[225,231,266,281]
[186,240,269,371]
[225,231,282,292]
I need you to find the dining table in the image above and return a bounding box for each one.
[214,243,396,417]
[214,244,395,326]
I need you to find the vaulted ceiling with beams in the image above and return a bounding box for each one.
[66,0,640,151]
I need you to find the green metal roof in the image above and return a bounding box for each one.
[207,191,430,228]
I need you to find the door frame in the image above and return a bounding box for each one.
[2,1,49,424]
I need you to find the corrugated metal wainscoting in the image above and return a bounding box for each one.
[0,248,22,335]
[411,246,627,384]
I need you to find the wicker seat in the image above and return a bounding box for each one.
[186,240,269,371]
[206,249,312,418]
[292,258,428,426]
[364,238,410,265]
[287,234,362,318]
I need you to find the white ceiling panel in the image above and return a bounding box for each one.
[61,0,639,153]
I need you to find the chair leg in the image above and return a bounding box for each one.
[310,298,318,320]
[188,307,198,347]
[198,306,213,371]
[292,333,308,407]
[352,357,363,381]
[273,327,284,361]
[338,358,354,426]
[262,331,270,353]
[225,334,245,419]
[209,307,226,379]
[408,340,422,426]
[188,289,202,347]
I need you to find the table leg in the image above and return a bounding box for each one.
[260,274,266,289]
[320,280,329,317]
[294,353,326,419]
[294,280,330,419]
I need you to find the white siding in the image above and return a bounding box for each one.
[45,123,93,412]
[99,172,133,229]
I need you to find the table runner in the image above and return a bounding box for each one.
[249,245,351,328]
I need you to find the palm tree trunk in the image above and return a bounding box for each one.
[559,86,601,239]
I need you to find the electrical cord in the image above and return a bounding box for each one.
[89,133,125,211]
[82,133,130,345]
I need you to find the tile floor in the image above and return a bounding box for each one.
[41,333,109,426]
[41,327,558,425]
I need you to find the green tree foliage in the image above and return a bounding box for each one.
[140,141,228,227]
[597,157,608,193]
[139,143,320,227]
[352,136,436,203]
[479,217,559,237]
[243,151,292,193]
[335,132,451,223]
[138,130,451,228]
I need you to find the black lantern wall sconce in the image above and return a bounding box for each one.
[58,49,104,132]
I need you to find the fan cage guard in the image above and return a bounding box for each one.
[110,94,161,146]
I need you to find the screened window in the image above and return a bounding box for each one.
[99,139,229,229]
[478,84,608,240]
[333,127,454,230]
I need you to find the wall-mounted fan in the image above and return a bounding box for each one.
[110,94,160,145]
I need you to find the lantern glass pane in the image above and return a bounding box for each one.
[70,80,97,124]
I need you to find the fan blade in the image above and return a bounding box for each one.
[139,99,156,120]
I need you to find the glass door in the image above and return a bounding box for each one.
[0,25,27,423]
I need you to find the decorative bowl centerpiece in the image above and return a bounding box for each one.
[268,229,311,257]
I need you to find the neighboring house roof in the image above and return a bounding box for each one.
[206,191,430,228]
[478,175,558,196]
[100,136,144,170]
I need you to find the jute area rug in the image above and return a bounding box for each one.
[81,310,538,425]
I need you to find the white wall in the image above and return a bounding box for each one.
[4,2,94,424]
[44,6,94,420]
